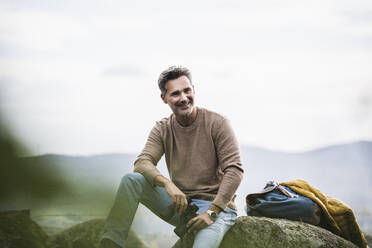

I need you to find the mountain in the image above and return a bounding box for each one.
[19,153,137,187]
[22,141,371,204]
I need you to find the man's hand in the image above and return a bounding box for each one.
[186,204,222,233]
[165,181,188,214]
[186,212,213,234]
[154,175,188,214]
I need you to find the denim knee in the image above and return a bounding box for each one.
[120,173,146,187]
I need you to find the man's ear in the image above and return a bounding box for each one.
[161,93,167,104]
[192,84,195,93]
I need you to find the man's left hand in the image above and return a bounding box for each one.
[186,212,214,234]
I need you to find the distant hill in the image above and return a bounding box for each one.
[20,141,371,208]
[19,153,137,187]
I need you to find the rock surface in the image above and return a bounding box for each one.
[47,218,147,248]
[0,210,48,248]
[364,233,372,247]
[1,209,366,248]
[219,216,358,248]
[0,210,146,248]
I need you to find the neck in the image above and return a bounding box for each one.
[176,107,198,127]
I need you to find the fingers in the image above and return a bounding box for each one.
[172,195,179,213]
[165,182,188,214]
[180,195,188,213]
[186,217,202,233]
[186,213,213,233]
[173,195,188,214]
[174,195,181,213]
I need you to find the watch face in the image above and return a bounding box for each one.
[211,212,217,220]
[208,210,218,221]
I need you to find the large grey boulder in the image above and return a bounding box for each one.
[47,218,147,248]
[219,216,358,248]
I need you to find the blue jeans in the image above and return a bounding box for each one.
[102,173,237,248]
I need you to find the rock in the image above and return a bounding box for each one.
[0,209,147,248]
[47,218,147,248]
[364,233,372,247]
[0,209,48,248]
[2,209,361,248]
[72,238,95,248]
[219,216,358,248]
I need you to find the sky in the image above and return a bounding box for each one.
[0,0,371,155]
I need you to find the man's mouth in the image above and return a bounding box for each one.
[178,102,191,110]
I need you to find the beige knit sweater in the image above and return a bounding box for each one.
[134,107,244,210]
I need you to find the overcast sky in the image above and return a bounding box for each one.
[0,0,371,155]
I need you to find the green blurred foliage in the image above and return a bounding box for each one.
[0,116,70,204]
[0,113,116,215]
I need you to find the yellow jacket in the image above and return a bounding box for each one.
[280,179,367,248]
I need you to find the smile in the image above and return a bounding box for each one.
[178,102,190,110]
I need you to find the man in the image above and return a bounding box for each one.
[101,66,244,248]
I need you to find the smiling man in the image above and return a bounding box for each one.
[101,66,244,248]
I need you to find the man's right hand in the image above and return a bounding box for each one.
[154,175,188,214]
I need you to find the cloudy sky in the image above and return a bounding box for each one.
[0,0,371,155]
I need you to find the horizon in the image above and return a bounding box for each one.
[18,139,372,158]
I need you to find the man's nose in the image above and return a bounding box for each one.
[180,92,188,102]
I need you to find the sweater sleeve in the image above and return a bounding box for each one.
[212,118,244,210]
[133,123,164,186]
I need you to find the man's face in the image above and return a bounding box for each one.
[161,75,195,118]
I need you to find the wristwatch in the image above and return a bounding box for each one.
[206,210,218,222]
